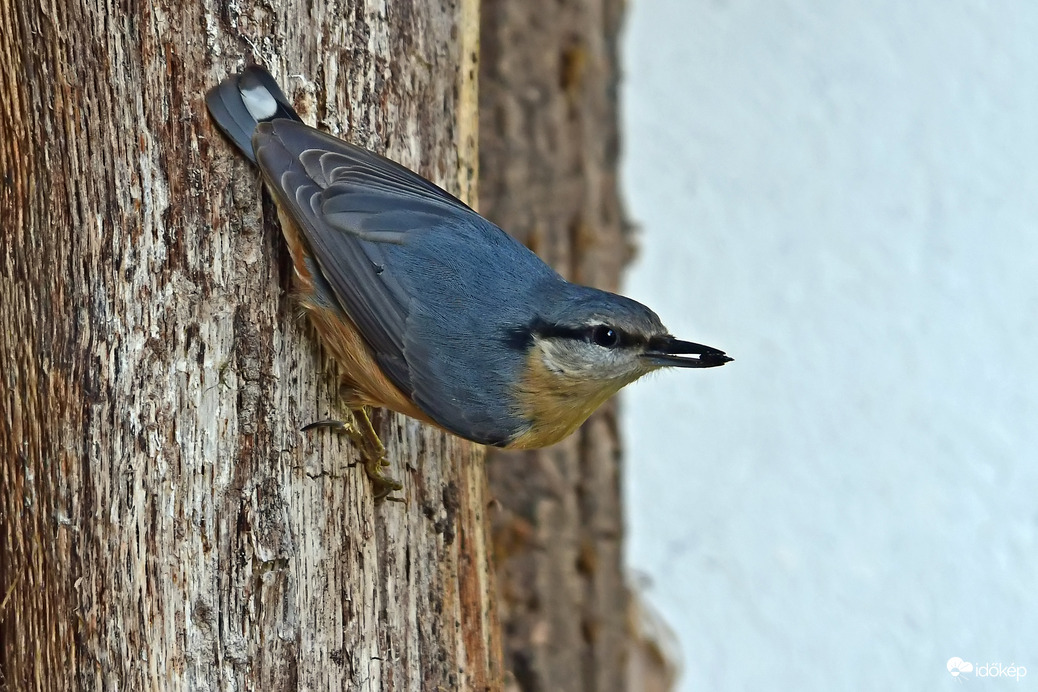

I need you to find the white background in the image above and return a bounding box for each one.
[620,2,1038,690]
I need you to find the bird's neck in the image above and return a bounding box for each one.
[505,348,630,449]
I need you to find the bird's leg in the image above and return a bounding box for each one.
[352,407,405,503]
[302,408,404,503]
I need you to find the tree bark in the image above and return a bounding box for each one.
[478,1,636,690]
[0,1,500,690]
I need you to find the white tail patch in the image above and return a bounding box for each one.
[241,85,278,120]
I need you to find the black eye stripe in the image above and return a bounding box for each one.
[520,319,645,349]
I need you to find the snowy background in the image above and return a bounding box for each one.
[620,2,1038,690]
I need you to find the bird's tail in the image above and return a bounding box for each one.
[205,66,303,163]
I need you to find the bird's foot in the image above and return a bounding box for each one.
[302,409,404,503]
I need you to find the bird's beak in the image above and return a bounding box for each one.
[642,336,733,369]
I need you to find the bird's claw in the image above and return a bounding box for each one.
[365,455,405,503]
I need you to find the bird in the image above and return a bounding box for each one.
[206,65,731,499]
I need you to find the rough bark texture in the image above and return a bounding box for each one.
[478,1,636,690]
[0,0,501,690]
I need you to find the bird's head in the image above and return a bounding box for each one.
[521,288,731,382]
[506,286,731,448]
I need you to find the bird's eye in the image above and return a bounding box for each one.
[591,325,620,348]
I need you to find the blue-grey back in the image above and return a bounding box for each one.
[254,118,562,445]
[379,217,562,444]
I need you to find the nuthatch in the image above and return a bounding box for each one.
[206,66,731,497]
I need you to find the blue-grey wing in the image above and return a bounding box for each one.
[252,119,548,444]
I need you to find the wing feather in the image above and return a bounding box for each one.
[252,119,529,440]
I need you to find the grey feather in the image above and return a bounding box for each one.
[205,66,301,162]
[253,119,562,444]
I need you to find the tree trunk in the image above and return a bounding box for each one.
[0,1,500,690]
[478,1,638,690]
